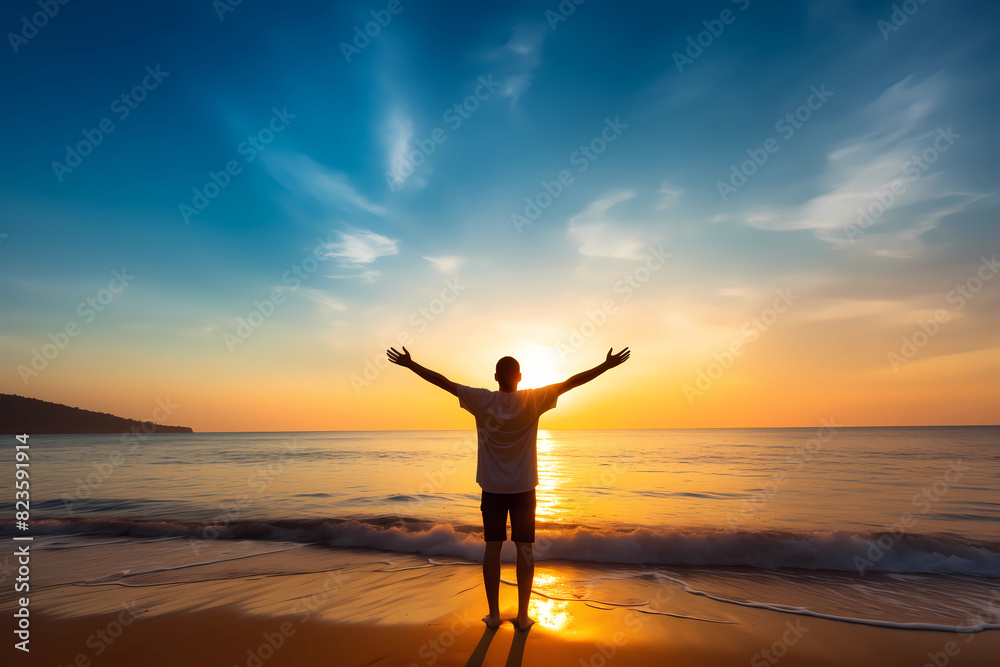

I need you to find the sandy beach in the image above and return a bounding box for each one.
[4,538,999,667]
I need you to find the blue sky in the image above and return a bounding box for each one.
[1,0,998,430]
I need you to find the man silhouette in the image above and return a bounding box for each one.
[387,346,630,630]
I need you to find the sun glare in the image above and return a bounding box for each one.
[528,574,573,631]
[513,341,565,388]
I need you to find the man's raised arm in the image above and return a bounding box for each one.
[387,346,458,396]
[555,347,630,396]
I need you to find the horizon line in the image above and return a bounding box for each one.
[157,424,1000,434]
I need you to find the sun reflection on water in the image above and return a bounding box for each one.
[535,430,565,523]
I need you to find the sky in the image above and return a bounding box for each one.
[1,0,998,432]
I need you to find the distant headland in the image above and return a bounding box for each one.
[0,394,194,435]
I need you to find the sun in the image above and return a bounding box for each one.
[512,340,566,389]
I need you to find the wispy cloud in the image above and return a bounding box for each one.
[381,24,545,195]
[326,269,381,284]
[423,255,465,274]
[324,228,398,265]
[300,288,348,311]
[802,297,948,325]
[384,108,415,190]
[655,181,684,209]
[567,191,647,260]
[489,24,547,106]
[730,74,987,257]
[264,152,385,215]
[321,227,399,282]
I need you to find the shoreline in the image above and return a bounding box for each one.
[3,540,999,666]
[11,591,1000,667]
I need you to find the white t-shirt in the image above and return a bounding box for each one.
[457,384,560,494]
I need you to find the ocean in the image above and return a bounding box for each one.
[3,427,1000,633]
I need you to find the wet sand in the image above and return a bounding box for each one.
[3,541,999,666]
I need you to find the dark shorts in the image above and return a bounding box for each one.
[480,489,536,543]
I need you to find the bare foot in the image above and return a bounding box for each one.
[513,616,535,631]
[482,612,501,628]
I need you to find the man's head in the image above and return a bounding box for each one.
[495,356,521,392]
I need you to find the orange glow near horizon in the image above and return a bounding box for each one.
[3,300,999,432]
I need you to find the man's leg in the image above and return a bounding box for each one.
[510,489,537,631]
[514,541,535,631]
[483,541,503,628]
[481,491,506,628]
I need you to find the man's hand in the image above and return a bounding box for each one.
[387,346,413,369]
[604,347,630,369]
[386,347,458,396]
[555,346,631,396]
